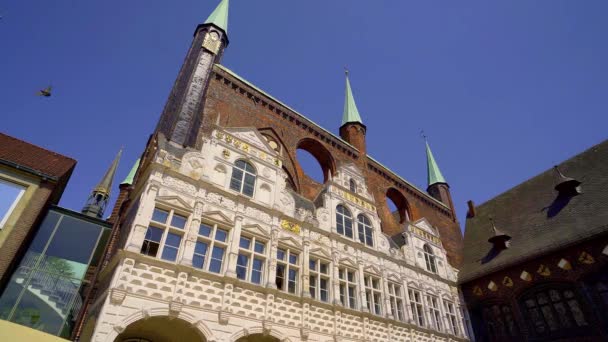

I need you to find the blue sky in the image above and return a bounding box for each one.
[1,1,606,230]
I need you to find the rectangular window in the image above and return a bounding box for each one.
[192,222,229,274]
[339,267,357,309]
[275,248,299,294]
[409,289,425,327]
[0,179,26,228]
[389,282,405,321]
[309,257,330,302]
[140,208,187,262]
[236,235,267,284]
[364,275,383,315]
[427,294,443,332]
[444,300,460,336]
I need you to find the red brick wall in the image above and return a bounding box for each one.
[196,68,464,267]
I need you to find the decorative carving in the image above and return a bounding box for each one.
[520,270,533,282]
[317,208,330,223]
[487,281,498,292]
[473,286,483,296]
[502,276,514,287]
[206,192,236,210]
[578,251,595,264]
[202,31,221,54]
[222,149,230,159]
[262,167,272,178]
[109,288,127,305]
[537,264,551,277]
[162,176,197,195]
[280,219,301,234]
[245,206,272,223]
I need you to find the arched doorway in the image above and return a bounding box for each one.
[236,334,280,342]
[115,316,206,342]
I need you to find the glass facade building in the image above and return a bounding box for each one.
[0,207,110,338]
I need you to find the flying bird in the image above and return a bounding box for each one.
[37,86,52,97]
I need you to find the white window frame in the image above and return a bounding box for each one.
[444,299,460,336]
[338,267,357,309]
[389,282,405,321]
[275,247,300,294]
[409,288,425,327]
[423,244,438,273]
[0,179,26,229]
[356,214,374,247]
[309,257,330,302]
[140,207,188,262]
[192,221,229,274]
[364,274,383,315]
[236,235,267,284]
[427,294,443,332]
[336,204,354,239]
[229,159,257,197]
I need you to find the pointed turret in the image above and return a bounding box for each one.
[339,69,367,155]
[121,158,140,186]
[204,0,229,34]
[155,0,230,147]
[424,139,456,219]
[82,149,122,219]
[426,141,447,186]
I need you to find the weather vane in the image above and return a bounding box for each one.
[420,129,427,141]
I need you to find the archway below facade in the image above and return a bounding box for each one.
[236,334,280,342]
[114,316,206,342]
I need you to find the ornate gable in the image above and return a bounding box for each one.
[241,223,270,237]
[310,246,332,260]
[201,210,233,225]
[155,195,193,210]
[224,128,277,155]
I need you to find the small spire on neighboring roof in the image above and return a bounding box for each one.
[121,158,140,186]
[342,67,363,126]
[204,0,229,34]
[82,148,123,219]
[94,148,122,196]
[424,136,447,187]
[553,165,582,196]
[487,217,512,249]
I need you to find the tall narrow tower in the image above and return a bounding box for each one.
[425,140,456,217]
[82,149,122,219]
[339,70,367,154]
[155,0,230,147]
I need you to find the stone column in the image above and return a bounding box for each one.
[357,255,368,312]
[225,215,244,278]
[125,184,159,253]
[332,248,341,305]
[401,274,415,324]
[179,201,204,266]
[266,226,280,288]
[302,234,311,298]
[381,267,393,319]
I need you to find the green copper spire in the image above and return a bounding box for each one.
[121,158,140,186]
[426,140,447,186]
[342,70,363,126]
[204,0,229,33]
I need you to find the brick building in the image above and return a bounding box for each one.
[78,1,470,341]
[0,132,76,289]
[459,140,608,341]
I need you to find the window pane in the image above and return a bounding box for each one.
[151,208,169,223]
[230,169,244,192]
[141,240,159,257]
[240,236,251,250]
[243,174,256,197]
[194,241,208,256]
[215,229,228,242]
[320,263,328,274]
[254,241,265,254]
[0,180,24,227]
[192,254,205,269]
[236,254,248,280]
[276,264,285,290]
[170,214,187,229]
[277,249,285,260]
[165,233,182,248]
[288,269,297,293]
[309,259,317,271]
[198,224,212,237]
[145,226,163,242]
[289,253,298,265]
[251,259,263,284]
[161,246,178,262]
[209,246,224,273]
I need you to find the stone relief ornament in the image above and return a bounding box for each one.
[206,192,236,211]
[316,208,330,223]
[245,206,272,223]
[280,219,301,234]
[262,167,272,178]
[162,176,197,195]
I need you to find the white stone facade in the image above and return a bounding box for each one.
[83,128,471,342]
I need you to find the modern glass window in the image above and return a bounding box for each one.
[444,300,460,335]
[409,289,425,326]
[519,286,589,338]
[338,267,357,309]
[364,274,383,315]
[236,235,266,284]
[309,258,330,302]
[336,205,353,239]
[230,160,256,197]
[0,209,109,338]
[192,222,228,274]
[349,179,357,193]
[427,294,443,332]
[482,303,519,340]
[275,248,299,294]
[140,208,187,262]
[357,215,374,247]
[423,244,437,273]
[0,179,25,228]
[388,282,405,321]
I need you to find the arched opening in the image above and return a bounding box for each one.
[386,188,410,223]
[349,179,357,193]
[296,138,335,184]
[236,334,280,342]
[115,316,206,342]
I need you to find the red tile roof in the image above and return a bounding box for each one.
[0,132,76,180]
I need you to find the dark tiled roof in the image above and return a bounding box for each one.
[459,139,608,283]
[0,132,76,180]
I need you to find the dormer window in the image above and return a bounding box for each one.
[349,179,357,193]
[230,160,256,197]
[423,244,437,273]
